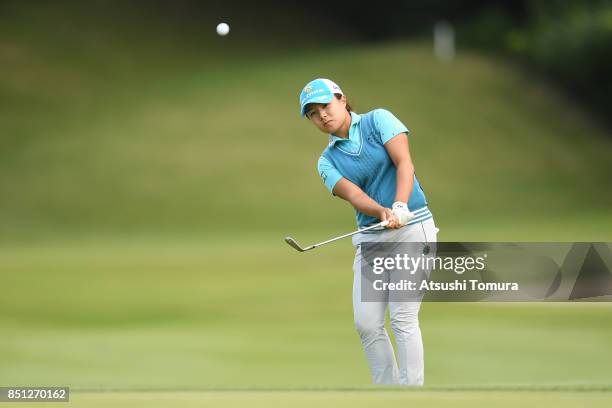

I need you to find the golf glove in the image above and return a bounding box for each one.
[392,202,415,226]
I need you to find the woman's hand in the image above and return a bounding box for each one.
[379,208,400,229]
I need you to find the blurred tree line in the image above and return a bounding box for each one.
[2,0,610,126]
[455,0,612,126]
[112,0,612,127]
[319,0,611,126]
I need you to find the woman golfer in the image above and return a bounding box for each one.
[299,78,438,385]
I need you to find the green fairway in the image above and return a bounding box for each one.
[1,238,611,393]
[1,3,611,407]
[9,389,607,408]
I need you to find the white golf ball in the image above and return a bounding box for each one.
[216,23,230,36]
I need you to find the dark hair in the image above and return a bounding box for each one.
[335,93,352,112]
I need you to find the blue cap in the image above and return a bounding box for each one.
[299,78,344,117]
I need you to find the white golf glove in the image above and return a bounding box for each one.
[392,202,415,226]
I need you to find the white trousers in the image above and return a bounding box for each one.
[351,218,438,386]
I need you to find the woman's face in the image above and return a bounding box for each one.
[305,95,350,134]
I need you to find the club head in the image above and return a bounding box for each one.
[284,237,306,252]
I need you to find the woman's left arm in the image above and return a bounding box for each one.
[384,133,415,204]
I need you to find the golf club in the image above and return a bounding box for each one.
[284,220,390,252]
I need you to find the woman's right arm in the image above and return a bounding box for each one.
[332,178,400,228]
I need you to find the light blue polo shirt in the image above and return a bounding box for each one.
[319,110,409,189]
[317,109,432,228]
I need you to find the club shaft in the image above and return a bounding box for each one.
[311,220,388,249]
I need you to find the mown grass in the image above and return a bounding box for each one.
[1,5,611,240]
[1,4,611,407]
[1,238,611,390]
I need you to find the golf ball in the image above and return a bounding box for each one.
[216,23,230,36]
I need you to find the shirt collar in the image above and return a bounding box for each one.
[328,112,361,147]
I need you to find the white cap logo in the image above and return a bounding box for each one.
[322,79,343,95]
